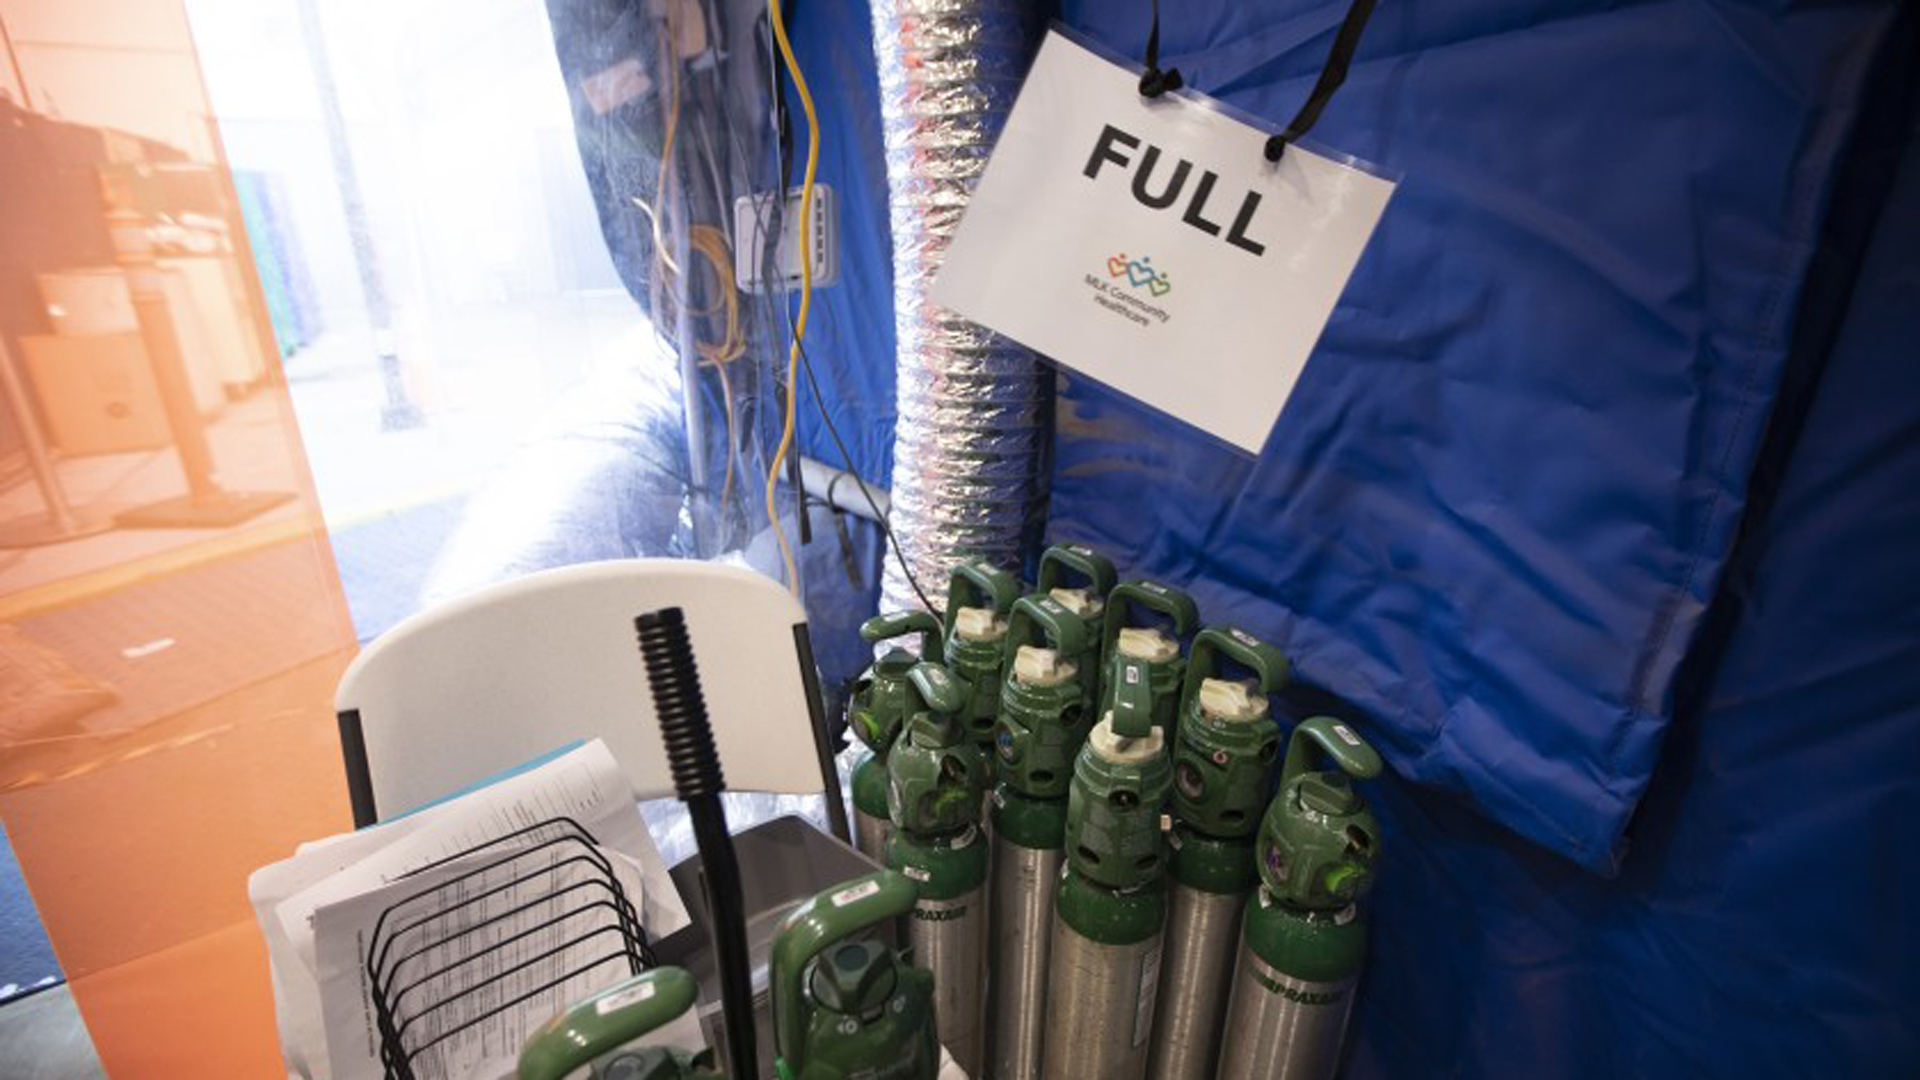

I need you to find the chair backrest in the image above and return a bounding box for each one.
[334,558,842,831]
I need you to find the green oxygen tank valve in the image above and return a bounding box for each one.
[942,561,1023,753]
[517,968,720,1080]
[1033,544,1119,705]
[770,869,940,1080]
[1170,627,1291,839]
[850,611,945,864]
[886,661,982,836]
[1065,658,1170,892]
[995,595,1095,798]
[1258,717,1384,910]
[1217,718,1385,1080]
[1097,580,1201,737]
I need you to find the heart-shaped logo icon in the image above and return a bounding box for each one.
[1107,254,1129,278]
[1147,275,1171,298]
[1126,260,1156,288]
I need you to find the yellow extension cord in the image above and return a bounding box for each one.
[765,0,819,597]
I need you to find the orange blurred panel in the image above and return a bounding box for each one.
[0,1,362,1075]
[66,919,287,1079]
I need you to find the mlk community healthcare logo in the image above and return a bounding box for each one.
[1084,252,1173,327]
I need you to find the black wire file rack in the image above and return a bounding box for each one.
[365,817,658,1080]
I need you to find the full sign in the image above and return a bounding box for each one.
[932,31,1396,453]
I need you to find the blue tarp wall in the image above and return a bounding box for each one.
[783,0,1920,1075]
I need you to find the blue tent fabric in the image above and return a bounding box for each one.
[1037,0,1908,872]
[785,0,905,492]
[1344,51,1920,1073]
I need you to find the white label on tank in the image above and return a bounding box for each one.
[595,979,657,1015]
[1132,942,1164,1047]
[832,879,883,908]
[1333,724,1362,746]
[904,866,932,883]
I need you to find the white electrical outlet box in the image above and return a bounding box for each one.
[732,185,838,293]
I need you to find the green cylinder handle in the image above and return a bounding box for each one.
[1178,626,1290,721]
[770,870,921,1076]
[861,610,942,658]
[907,661,968,716]
[1003,594,1091,667]
[1036,544,1118,598]
[517,967,700,1080]
[1279,716,1383,792]
[943,561,1022,637]
[1109,657,1155,740]
[1100,579,1201,659]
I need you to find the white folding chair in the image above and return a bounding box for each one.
[333,558,847,838]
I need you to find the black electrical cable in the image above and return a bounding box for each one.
[634,607,758,1080]
[792,322,938,614]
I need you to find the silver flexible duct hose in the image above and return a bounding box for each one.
[871,0,1050,615]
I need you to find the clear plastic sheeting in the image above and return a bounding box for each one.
[870,0,1051,614]
[543,0,800,574]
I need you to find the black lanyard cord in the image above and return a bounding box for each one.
[1138,0,1184,97]
[1265,0,1380,161]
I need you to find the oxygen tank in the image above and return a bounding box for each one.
[941,561,1023,755]
[1217,718,1382,1080]
[1146,628,1288,1080]
[1041,658,1170,1080]
[988,596,1091,1080]
[518,968,722,1080]
[850,611,944,865]
[770,869,942,1080]
[1095,580,1200,736]
[886,661,991,1078]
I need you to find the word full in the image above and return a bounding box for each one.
[1082,123,1268,256]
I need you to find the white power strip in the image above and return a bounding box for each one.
[732,185,838,293]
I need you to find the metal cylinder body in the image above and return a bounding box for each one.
[1042,873,1165,1080]
[1147,880,1247,1080]
[913,884,988,1077]
[1215,899,1367,1080]
[989,791,1067,1080]
[855,808,891,867]
[891,829,991,1079]
[1148,826,1259,1080]
[1216,947,1358,1080]
[869,0,1051,615]
[853,753,893,865]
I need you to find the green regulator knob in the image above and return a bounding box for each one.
[1034,544,1118,703]
[996,594,1093,798]
[1097,579,1200,735]
[518,968,719,1080]
[770,870,939,1080]
[848,611,944,758]
[1066,658,1172,891]
[888,662,988,837]
[942,561,1023,749]
[1257,716,1383,911]
[1171,627,1290,839]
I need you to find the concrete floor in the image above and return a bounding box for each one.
[0,986,107,1080]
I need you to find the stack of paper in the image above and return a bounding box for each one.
[249,740,693,1080]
